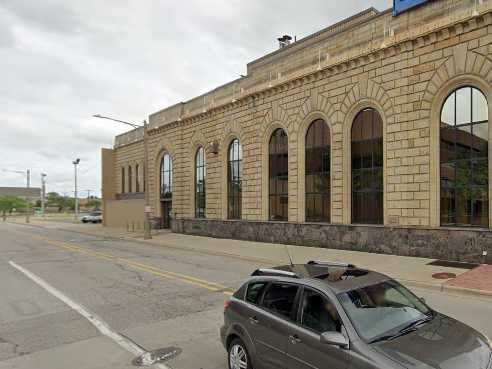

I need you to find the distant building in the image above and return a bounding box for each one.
[0,187,41,201]
[102,0,492,263]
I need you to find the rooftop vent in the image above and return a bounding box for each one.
[277,35,293,49]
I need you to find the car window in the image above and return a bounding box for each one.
[337,280,431,342]
[245,282,267,305]
[261,283,298,319]
[300,289,341,334]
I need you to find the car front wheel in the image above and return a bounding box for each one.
[228,338,251,369]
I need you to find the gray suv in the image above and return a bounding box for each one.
[221,261,492,369]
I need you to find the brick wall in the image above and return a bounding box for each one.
[109,0,492,234]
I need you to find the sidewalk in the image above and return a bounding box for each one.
[7,217,492,298]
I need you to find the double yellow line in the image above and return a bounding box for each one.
[34,236,234,296]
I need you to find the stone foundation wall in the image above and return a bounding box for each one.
[172,218,492,264]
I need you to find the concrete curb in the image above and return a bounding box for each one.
[8,220,492,300]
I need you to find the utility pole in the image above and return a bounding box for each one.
[41,173,47,217]
[26,169,30,223]
[1,169,33,223]
[73,159,80,220]
[143,120,151,239]
[93,114,152,239]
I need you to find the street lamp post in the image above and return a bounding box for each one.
[41,173,47,217]
[93,114,152,239]
[2,169,31,223]
[73,159,80,220]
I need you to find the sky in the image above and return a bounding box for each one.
[0,0,391,197]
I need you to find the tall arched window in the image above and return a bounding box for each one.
[160,153,172,199]
[305,119,330,222]
[121,167,125,193]
[269,128,288,221]
[440,86,489,227]
[135,164,140,192]
[351,108,383,224]
[227,139,242,219]
[128,165,132,193]
[195,147,206,218]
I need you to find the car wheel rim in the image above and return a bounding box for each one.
[229,344,247,369]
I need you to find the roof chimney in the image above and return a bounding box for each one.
[277,35,293,49]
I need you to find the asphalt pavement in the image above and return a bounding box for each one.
[1,222,491,369]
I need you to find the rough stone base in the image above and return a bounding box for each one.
[172,219,492,264]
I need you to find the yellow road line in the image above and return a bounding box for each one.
[33,235,235,295]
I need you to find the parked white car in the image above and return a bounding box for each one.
[81,212,102,223]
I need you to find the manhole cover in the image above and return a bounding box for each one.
[432,272,456,279]
[132,347,182,366]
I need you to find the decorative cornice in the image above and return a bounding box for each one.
[135,8,492,140]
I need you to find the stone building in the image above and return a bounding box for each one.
[102,0,492,263]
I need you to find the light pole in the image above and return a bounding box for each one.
[93,114,152,239]
[41,173,47,217]
[2,169,31,223]
[73,159,80,219]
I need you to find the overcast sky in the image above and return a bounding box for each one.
[0,0,391,197]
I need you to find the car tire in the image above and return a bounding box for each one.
[82,220,87,223]
[228,338,252,369]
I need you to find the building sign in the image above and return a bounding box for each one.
[393,0,428,16]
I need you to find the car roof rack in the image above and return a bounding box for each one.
[307,260,356,268]
[251,268,299,278]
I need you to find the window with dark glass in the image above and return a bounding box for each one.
[227,139,242,219]
[269,128,288,221]
[121,167,125,193]
[300,289,341,333]
[245,282,267,305]
[160,153,172,199]
[440,86,489,227]
[261,283,298,319]
[351,108,383,224]
[305,119,331,222]
[195,147,206,218]
[128,166,132,193]
[135,164,140,193]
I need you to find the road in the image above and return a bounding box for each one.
[1,222,491,369]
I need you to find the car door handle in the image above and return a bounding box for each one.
[288,334,302,344]
[249,316,259,325]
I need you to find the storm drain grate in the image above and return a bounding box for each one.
[132,347,182,367]
[427,260,478,270]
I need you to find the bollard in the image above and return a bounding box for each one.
[131,221,135,232]
[2,212,6,222]
[126,221,129,232]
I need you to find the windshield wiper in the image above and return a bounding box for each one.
[398,315,434,333]
[368,315,434,344]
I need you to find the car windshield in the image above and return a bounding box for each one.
[337,280,431,342]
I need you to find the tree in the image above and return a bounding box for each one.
[87,198,101,210]
[0,196,28,214]
[46,192,76,212]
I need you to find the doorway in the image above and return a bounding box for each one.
[161,200,172,229]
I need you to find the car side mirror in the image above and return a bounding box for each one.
[320,332,349,349]
[420,297,426,304]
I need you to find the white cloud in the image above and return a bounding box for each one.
[0,0,391,196]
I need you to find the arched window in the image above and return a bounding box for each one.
[305,119,330,222]
[128,166,132,193]
[269,128,288,221]
[121,167,125,193]
[227,139,242,219]
[351,108,383,224]
[440,86,489,227]
[160,153,172,199]
[195,147,206,218]
[135,164,140,192]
